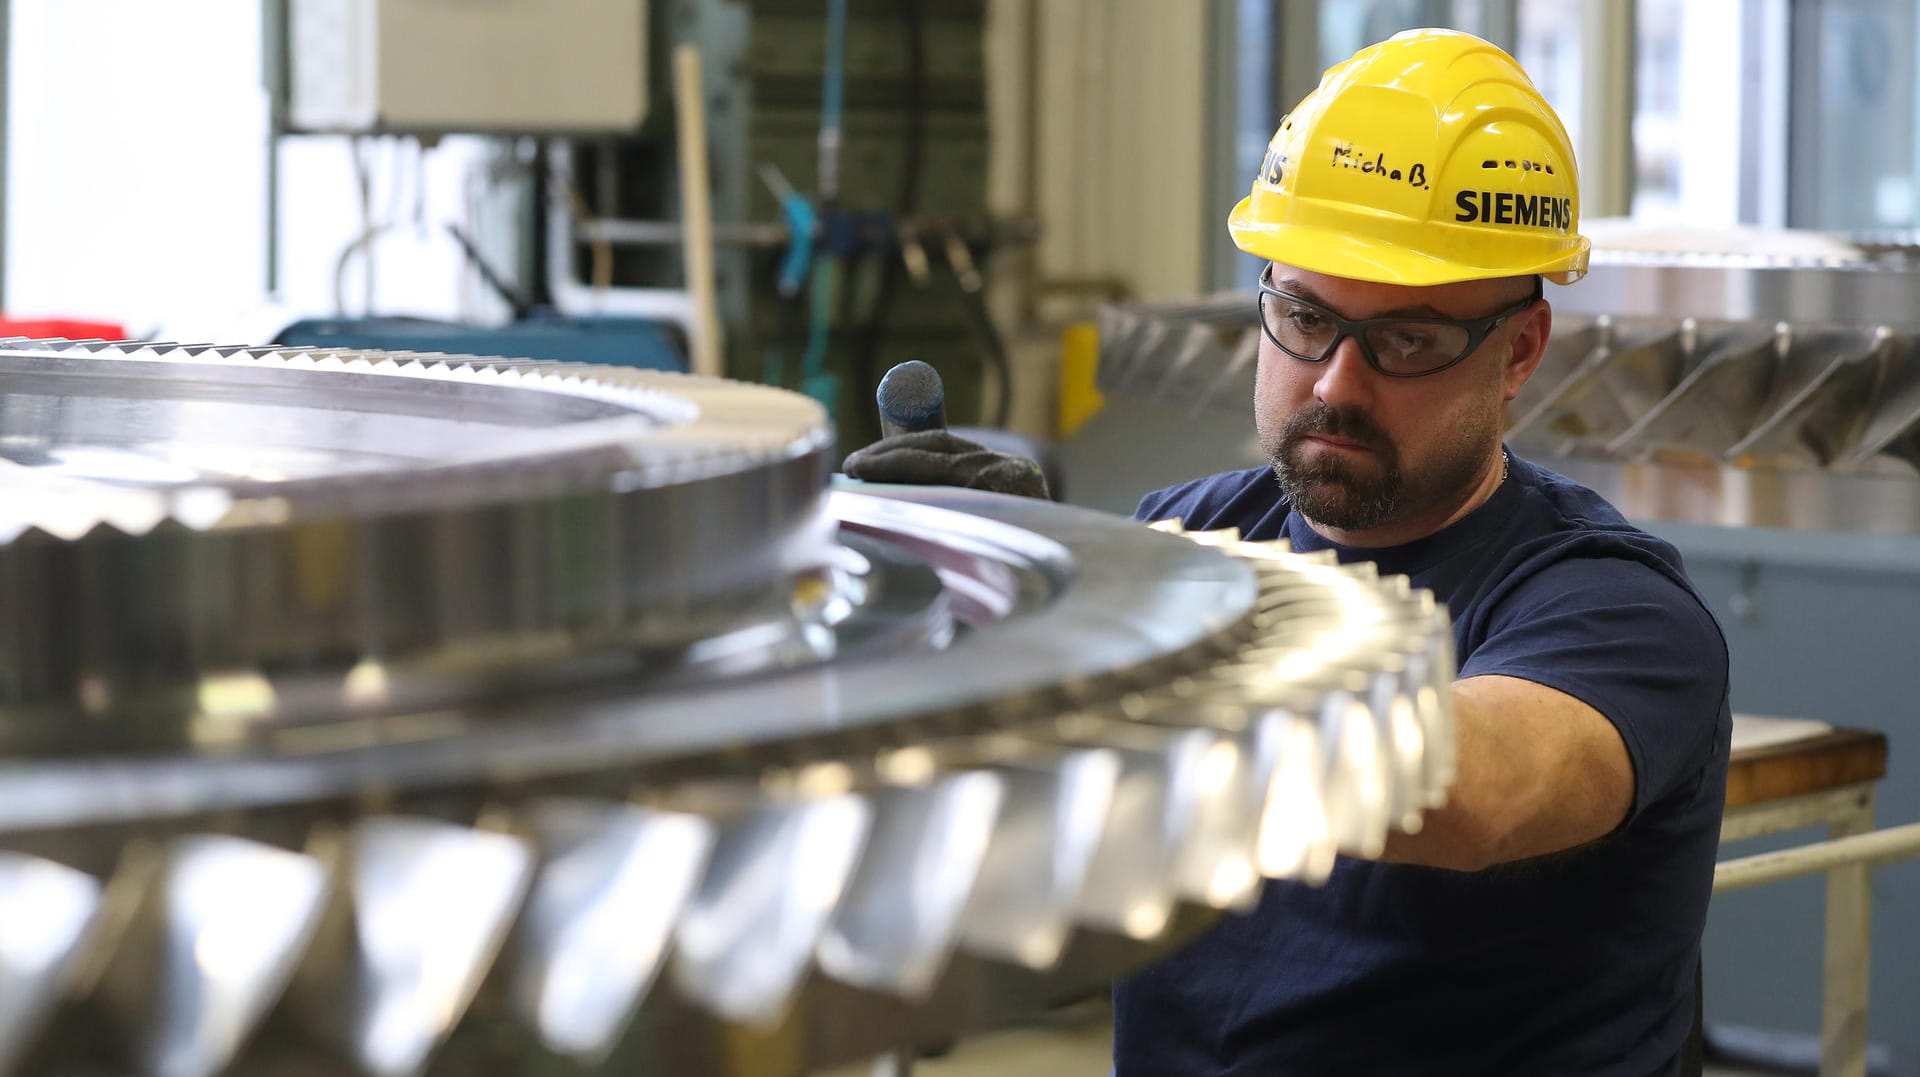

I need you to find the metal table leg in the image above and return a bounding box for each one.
[1823,789,1874,1077]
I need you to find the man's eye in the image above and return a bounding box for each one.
[1381,328,1439,351]
[1286,309,1328,332]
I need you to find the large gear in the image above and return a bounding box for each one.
[0,339,1454,1076]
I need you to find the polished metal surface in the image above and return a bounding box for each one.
[286,817,533,1077]
[0,338,834,747]
[0,855,99,1073]
[1557,245,1920,329]
[507,800,712,1061]
[93,835,329,1077]
[0,340,1457,1076]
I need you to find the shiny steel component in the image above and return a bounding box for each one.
[1097,293,1260,416]
[1556,240,1920,329]
[91,837,329,1077]
[0,855,100,1073]
[1065,720,1228,939]
[0,338,833,747]
[670,790,871,1025]
[952,746,1120,968]
[817,772,1004,998]
[286,817,533,1077]
[0,340,1456,1076]
[507,800,712,1061]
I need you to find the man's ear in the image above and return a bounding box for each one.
[1502,301,1553,402]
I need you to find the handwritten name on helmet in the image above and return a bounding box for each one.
[1453,189,1573,232]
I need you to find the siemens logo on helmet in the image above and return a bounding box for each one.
[1454,190,1572,232]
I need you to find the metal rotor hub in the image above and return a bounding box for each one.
[0,339,1455,1077]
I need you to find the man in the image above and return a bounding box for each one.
[848,28,1729,1077]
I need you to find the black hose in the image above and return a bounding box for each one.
[775,286,805,388]
[961,279,1013,428]
[852,0,927,435]
[445,223,533,321]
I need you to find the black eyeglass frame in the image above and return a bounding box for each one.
[1254,270,1544,378]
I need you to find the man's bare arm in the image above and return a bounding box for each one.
[1378,673,1636,871]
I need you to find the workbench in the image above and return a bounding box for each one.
[1715,716,1892,1077]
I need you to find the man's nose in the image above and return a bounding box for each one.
[1313,335,1376,411]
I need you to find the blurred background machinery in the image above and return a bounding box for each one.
[266,0,1029,458]
[0,339,1456,1076]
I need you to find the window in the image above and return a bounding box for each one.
[6,0,507,337]
[1229,0,1920,238]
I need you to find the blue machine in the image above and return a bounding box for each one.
[274,315,686,371]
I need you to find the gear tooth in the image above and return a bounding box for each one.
[511,801,713,1059]
[817,771,1004,999]
[673,793,871,1024]
[86,836,328,1077]
[285,816,532,1077]
[951,745,1119,968]
[1183,527,1241,548]
[0,853,103,1072]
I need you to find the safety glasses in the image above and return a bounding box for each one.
[1255,269,1541,378]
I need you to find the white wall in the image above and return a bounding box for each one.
[990,0,1212,308]
[7,0,269,336]
[6,0,506,342]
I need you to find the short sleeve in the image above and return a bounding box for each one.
[1133,488,1172,522]
[1459,555,1729,818]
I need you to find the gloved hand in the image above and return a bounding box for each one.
[842,429,1051,500]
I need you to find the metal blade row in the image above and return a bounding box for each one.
[0,532,1451,1077]
[1505,315,1920,472]
[1094,298,1260,417]
[1092,296,1920,475]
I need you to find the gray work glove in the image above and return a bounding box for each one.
[842,429,1050,500]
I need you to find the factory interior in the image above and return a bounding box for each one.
[5,0,1920,1074]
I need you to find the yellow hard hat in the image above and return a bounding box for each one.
[1229,28,1590,287]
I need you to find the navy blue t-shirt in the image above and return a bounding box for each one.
[1114,453,1731,1076]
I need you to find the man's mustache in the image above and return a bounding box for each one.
[1280,403,1393,455]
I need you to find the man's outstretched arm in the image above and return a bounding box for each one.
[1380,673,1635,872]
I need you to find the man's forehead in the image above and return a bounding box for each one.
[1267,262,1531,316]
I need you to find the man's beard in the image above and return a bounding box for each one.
[1267,402,1403,531]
